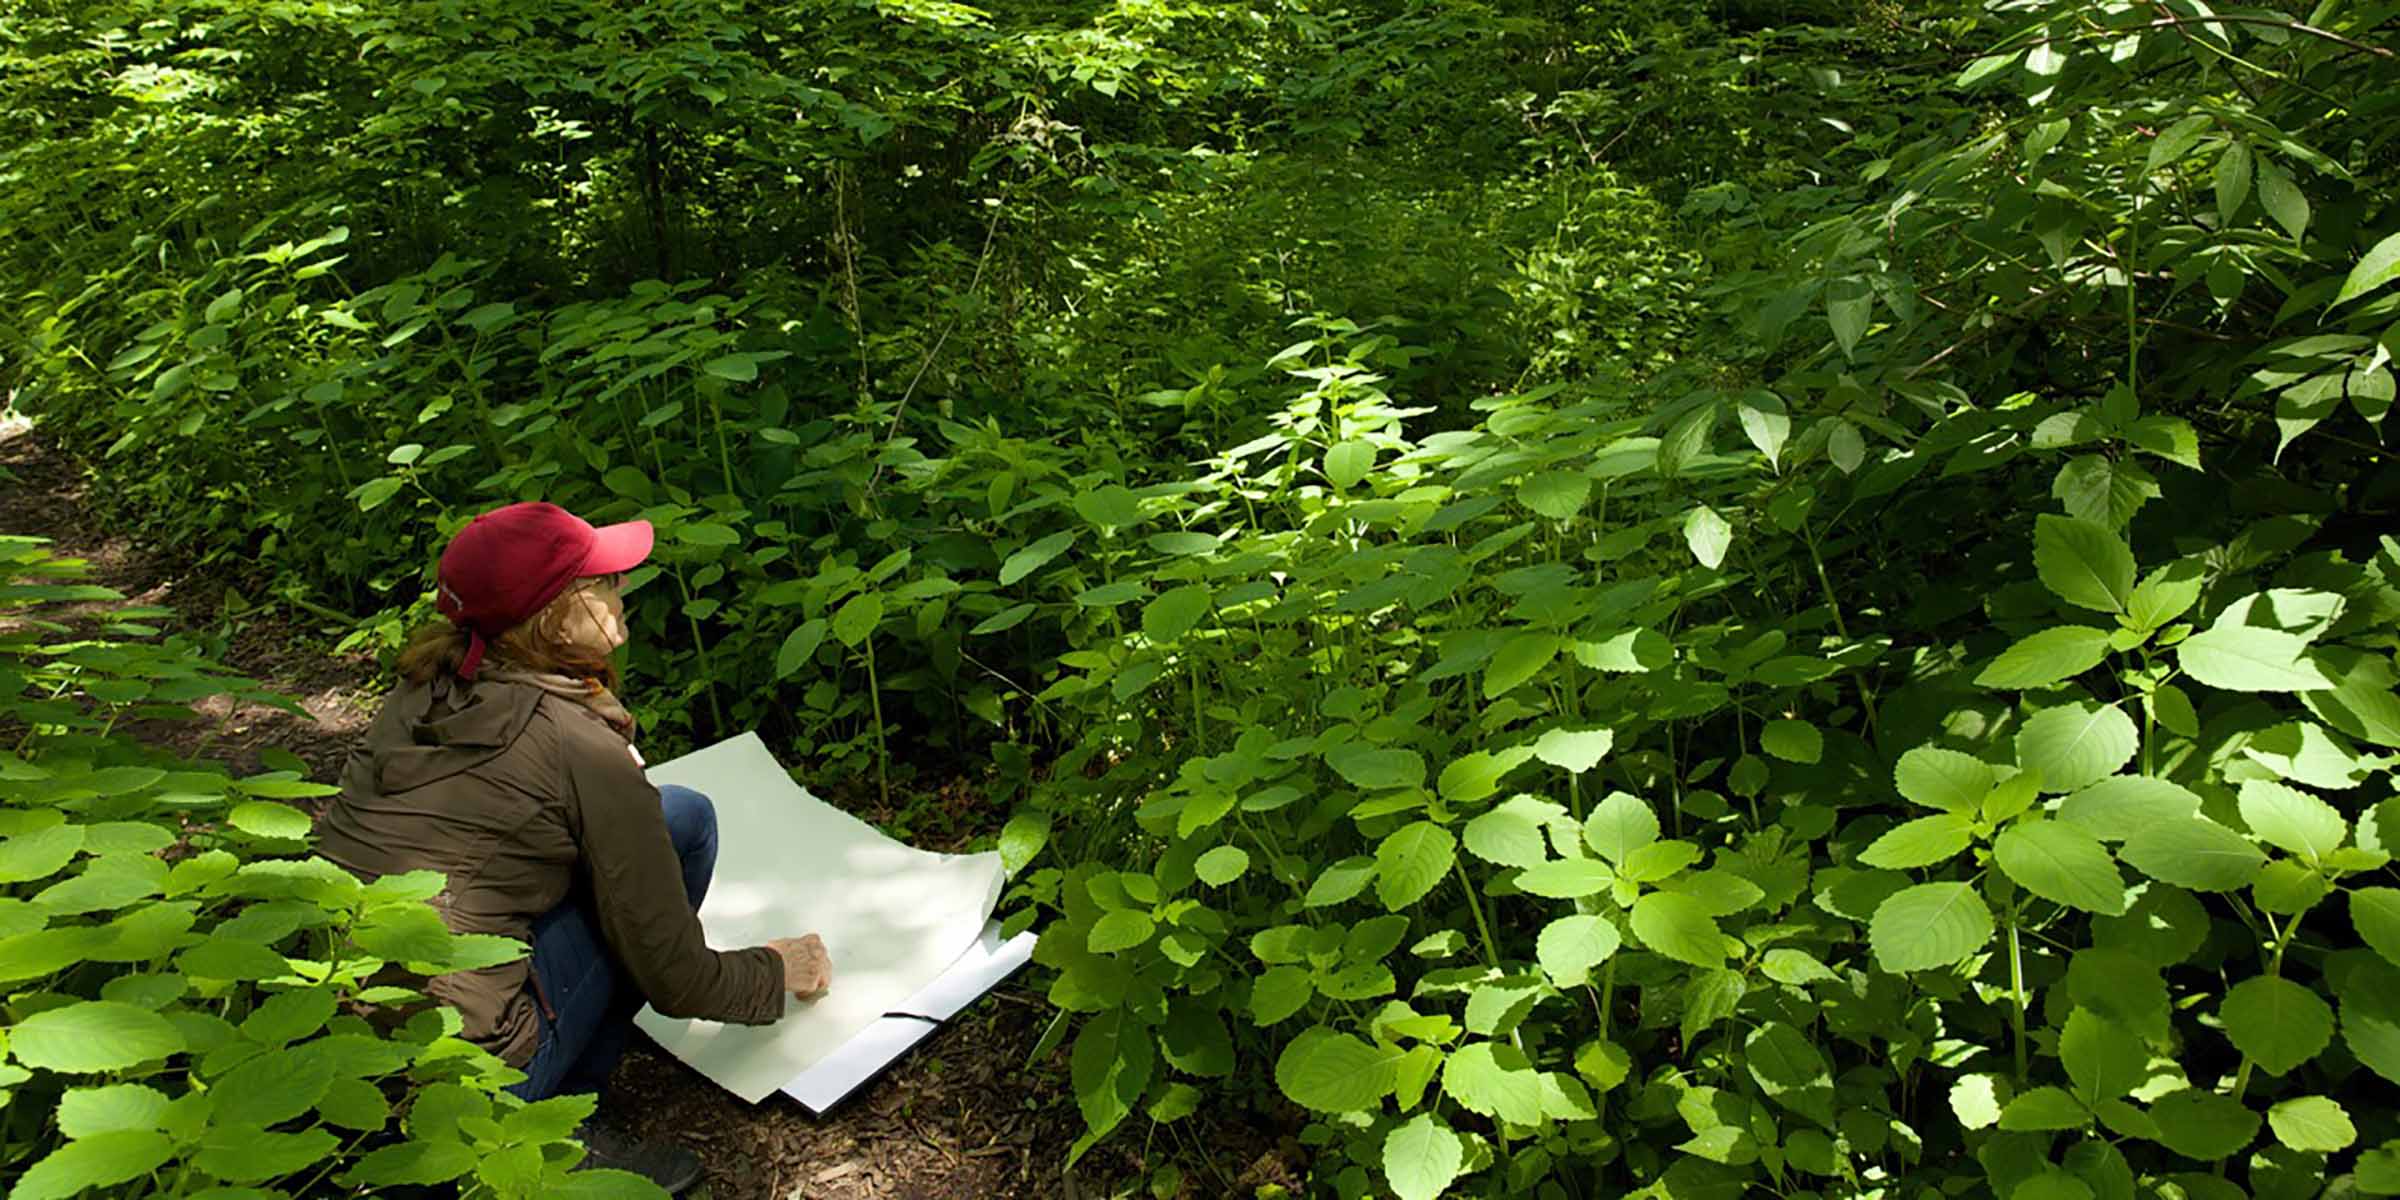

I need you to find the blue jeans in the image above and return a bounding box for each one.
[508,784,718,1101]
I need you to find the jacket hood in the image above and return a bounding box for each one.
[370,677,543,792]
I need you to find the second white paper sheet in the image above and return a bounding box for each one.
[633,733,1005,1102]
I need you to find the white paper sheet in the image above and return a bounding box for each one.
[633,733,1006,1103]
[780,922,1037,1113]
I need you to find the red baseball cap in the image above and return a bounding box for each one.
[435,502,653,679]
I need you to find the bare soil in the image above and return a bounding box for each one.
[1,419,1305,1200]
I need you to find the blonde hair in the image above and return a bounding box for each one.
[397,576,624,688]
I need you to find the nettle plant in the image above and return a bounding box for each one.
[993,323,2400,1198]
[0,537,664,1199]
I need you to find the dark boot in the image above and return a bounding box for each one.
[574,1115,705,1196]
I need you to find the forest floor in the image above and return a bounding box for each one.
[0,419,1299,1199]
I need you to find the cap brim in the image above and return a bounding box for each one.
[582,520,655,576]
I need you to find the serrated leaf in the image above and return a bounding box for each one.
[1736,390,1791,465]
[774,618,828,678]
[1073,484,1142,529]
[1859,814,1974,870]
[1275,1027,1395,1113]
[830,592,883,647]
[1869,882,1994,973]
[9,1132,176,1200]
[55,1083,170,1137]
[1195,845,1249,886]
[1375,821,1455,911]
[2149,1089,2260,1160]
[1326,746,1425,791]
[1760,719,1821,763]
[2220,974,2333,1075]
[1088,910,1155,953]
[1894,747,1994,813]
[1484,632,1560,698]
[1382,1113,1465,1200]
[1977,626,2112,689]
[2061,1009,2146,1104]
[2178,625,2336,692]
[2236,779,2345,864]
[2267,1095,2355,1152]
[1531,727,1613,773]
[2354,888,2400,967]
[2256,155,2310,241]
[1584,792,1660,863]
[2120,819,2266,891]
[1462,796,1557,869]
[10,1001,182,1072]
[1442,1041,1545,1125]
[1631,891,1725,968]
[1999,1086,2090,1131]
[1513,858,1616,898]
[1994,819,2127,915]
[2016,701,2139,794]
[998,531,1076,586]
[2034,514,2135,613]
[1745,1020,1835,1128]
[1518,470,1591,520]
[1536,914,1621,986]
[1325,440,1375,489]
[2059,776,2201,840]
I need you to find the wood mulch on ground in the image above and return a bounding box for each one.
[3,417,1308,1199]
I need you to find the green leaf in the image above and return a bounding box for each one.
[1275,1027,1396,1113]
[9,1132,176,1200]
[2256,155,2310,241]
[2220,974,2333,1075]
[1462,796,1558,869]
[2236,779,2345,865]
[2061,1009,2145,1103]
[2268,1096,2355,1153]
[1442,1041,1546,1125]
[703,353,759,382]
[2058,776,2201,841]
[56,1083,170,1138]
[1141,584,1213,642]
[1438,747,1534,804]
[10,1001,182,1072]
[1513,858,1616,898]
[2034,515,2135,613]
[1736,390,1790,465]
[1250,965,1314,1025]
[1375,822,1455,910]
[1859,814,1974,870]
[1583,792,1660,864]
[830,592,883,647]
[228,800,312,841]
[2148,1090,2260,1160]
[194,1126,342,1184]
[217,1045,334,1126]
[2053,455,2159,529]
[1531,727,1613,774]
[1070,1009,1152,1140]
[1976,626,2113,689]
[2333,230,2400,308]
[1998,1086,2090,1132]
[1994,819,2127,914]
[774,619,828,678]
[1305,857,1376,908]
[672,521,738,546]
[2214,140,2253,224]
[0,824,84,884]
[2016,702,2139,793]
[341,1137,477,1187]
[969,603,1036,635]
[1869,883,1995,972]
[1745,1020,1835,1128]
[998,531,1076,586]
[1073,484,1142,530]
[2120,819,2266,891]
[1950,1074,2006,1129]
[1683,506,1732,569]
[1518,470,1591,520]
[1382,1113,1466,1200]
[1536,914,1621,987]
[1894,747,1994,813]
[1826,276,1871,358]
[1195,846,1249,886]
[1088,910,1155,953]
[2177,626,2336,692]
[1631,891,1725,968]
[1483,632,1560,699]
[2354,888,2400,967]
[1324,440,1375,489]
[2146,114,2212,174]
[1326,746,1426,791]
[1759,719,1821,764]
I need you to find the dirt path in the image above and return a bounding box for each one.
[0,418,1128,1200]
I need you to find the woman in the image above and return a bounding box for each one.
[319,501,832,1194]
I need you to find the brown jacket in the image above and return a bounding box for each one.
[318,675,783,1067]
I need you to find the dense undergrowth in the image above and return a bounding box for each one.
[6,0,2400,1197]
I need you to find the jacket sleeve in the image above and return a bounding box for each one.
[559,719,785,1025]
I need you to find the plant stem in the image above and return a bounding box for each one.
[2007,911,2030,1082]
[863,635,890,808]
[1457,858,1502,970]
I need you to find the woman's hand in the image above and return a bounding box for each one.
[768,934,832,1001]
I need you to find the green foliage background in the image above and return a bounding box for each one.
[6,0,2400,1196]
